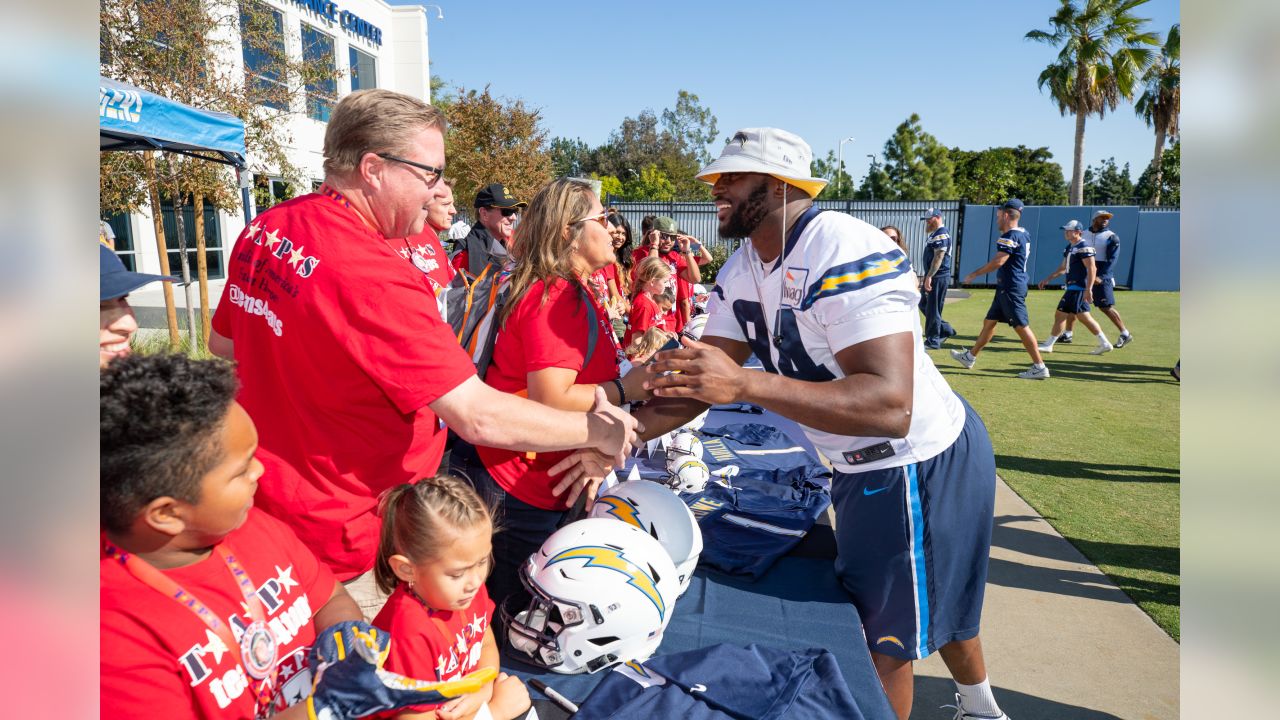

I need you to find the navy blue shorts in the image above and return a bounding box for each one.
[1093,277,1116,308]
[832,396,996,660]
[985,290,1029,327]
[1057,288,1091,314]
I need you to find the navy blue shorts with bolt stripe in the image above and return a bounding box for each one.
[832,395,996,661]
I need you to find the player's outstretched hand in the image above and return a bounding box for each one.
[646,336,748,405]
[307,621,497,719]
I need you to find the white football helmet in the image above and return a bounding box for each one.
[589,480,703,596]
[503,518,679,674]
[667,454,710,495]
[666,431,704,467]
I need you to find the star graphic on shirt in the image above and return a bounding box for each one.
[275,565,298,592]
[398,246,412,259]
[287,245,307,268]
[204,628,229,664]
[415,244,429,256]
[278,661,297,681]
[468,614,485,637]
[245,223,262,241]
[264,228,282,250]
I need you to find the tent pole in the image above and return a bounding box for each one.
[165,155,200,352]
[143,151,181,348]
[194,191,211,344]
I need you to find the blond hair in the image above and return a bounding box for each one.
[501,178,597,324]
[323,89,447,176]
[374,475,494,595]
[625,327,671,361]
[632,256,671,297]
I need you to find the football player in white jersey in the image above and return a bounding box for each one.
[637,128,1011,720]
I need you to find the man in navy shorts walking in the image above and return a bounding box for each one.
[950,199,1050,380]
[1036,220,1114,355]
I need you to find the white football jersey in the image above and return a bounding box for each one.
[704,210,965,473]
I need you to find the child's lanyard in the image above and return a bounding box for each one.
[103,540,279,716]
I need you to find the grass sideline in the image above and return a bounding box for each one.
[929,289,1180,640]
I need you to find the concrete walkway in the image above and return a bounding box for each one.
[911,479,1179,719]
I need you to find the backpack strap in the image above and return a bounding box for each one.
[577,282,599,372]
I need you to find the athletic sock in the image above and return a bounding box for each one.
[1096,332,1110,344]
[1033,362,1047,370]
[955,678,1002,717]
[1042,335,1057,348]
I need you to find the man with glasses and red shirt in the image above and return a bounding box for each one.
[208,90,639,619]
[450,182,526,278]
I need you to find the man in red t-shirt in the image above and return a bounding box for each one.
[629,216,706,332]
[450,182,525,278]
[209,90,638,616]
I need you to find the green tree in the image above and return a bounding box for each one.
[877,114,955,200]
[1027,0,1159,204]
[1134,140,1179,205]
[1082,157,1134,204]
[550,137,594,177]
[596,174,625,203]
[951,145,1070,205]
[812,150,855,200]
[661,90,719,166]
[444,85,554,208]
[1134,23,1179,205]
[622,164,676,202]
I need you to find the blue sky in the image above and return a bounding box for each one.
[392,0,1180,185]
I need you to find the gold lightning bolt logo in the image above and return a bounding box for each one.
[546,545,666,620]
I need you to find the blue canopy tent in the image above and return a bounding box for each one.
[99,75,254,346]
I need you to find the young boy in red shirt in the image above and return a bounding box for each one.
[100,353,492,720]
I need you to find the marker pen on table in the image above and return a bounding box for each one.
[528,678,579,714]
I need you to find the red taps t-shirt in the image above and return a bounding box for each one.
[211,188,476,579]
[100,509,337,720]
[371,584,495,714]
[477,278,621,510]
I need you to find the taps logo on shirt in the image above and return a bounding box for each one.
[244,222,321,279]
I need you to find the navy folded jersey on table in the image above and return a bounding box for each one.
[572,643,863,720]
[698,423,830,488]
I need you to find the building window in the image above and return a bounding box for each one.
[301,25,336,122]
[240,2,289,112]
[253,174,298,210]
[104,213,136,270]
[349,47,377,91]
[160,201,224,281]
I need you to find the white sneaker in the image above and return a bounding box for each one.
[1037,342,1054,353]
[950,349,976,369]
[943,693,1011,720]
[1090,341,1114,355]
[1018,364,1050,379]
[1115,332,1133,348]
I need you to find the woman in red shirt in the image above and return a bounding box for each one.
[450,178,652,608]
[623,256,673,348]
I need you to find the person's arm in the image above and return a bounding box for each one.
[677,240,701,283]
[923,249,946,292]
[1082,255,1097,304]
[208,329,234,359]
[525,365,652,412]
[962,252,1009,284]
[313,583,363,631]
[431,377,639,464]
[647,331,915,439]
[1038,257,1069,290]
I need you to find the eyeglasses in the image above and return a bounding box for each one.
[376,153,444,187]
[499,208,520,218]
[573,211,610,228]
[660,233,679,243]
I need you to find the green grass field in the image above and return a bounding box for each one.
[927,289,1180,640]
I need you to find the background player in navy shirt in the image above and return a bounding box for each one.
[1036,220,1114,354]
[1061,209,1134,347]
[919,208,956,349]
[950,199,1050,379]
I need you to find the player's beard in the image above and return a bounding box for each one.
[719,180,770,240]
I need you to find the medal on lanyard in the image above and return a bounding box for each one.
[411,251,434,276]
[103,540,279,710]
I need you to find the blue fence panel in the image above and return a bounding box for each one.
[957,205,995,280]
[1130,211,1181,291]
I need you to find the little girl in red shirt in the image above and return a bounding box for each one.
[372,477,531,720]
[624,256,672,348]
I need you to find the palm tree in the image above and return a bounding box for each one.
[1135,23,1179,205]
[1027,0,1159,205]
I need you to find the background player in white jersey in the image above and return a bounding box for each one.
[631,128,1011,720]
[1060,209,1134,346]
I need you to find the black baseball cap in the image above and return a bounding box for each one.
[100,243,177,302]
[473,183,527,210]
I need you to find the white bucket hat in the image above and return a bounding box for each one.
[696,128,828,198]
